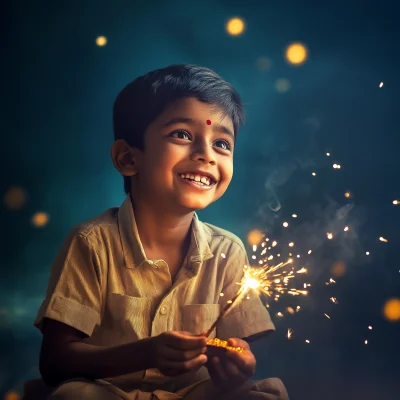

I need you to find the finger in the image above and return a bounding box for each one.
[208,356,229,384]
[161,353,208,374]
[226,351,254,377]
[162,346,207,361]
[221,357,249,383]
[168,332,207,350]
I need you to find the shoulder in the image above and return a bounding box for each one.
[68,207,119,243]
[200,220,247,254]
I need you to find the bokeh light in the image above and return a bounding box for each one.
[331,261,346,277]
[255,56,272,71]
[31,212,50,228]
[247,229,264,246]
[275,78,291,93]
[285,42,308,65]
[4,391,20,400]
[96,36,107,46]
[226,17,246,36]
[3,186,28,210]
[344,191,352,198]
[383,298,400,322]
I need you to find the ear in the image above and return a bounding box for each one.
[111,139,141,177]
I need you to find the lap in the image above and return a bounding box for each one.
[48,378,126,400]
[180,377,289,400]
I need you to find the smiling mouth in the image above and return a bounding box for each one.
[178,173,217,187]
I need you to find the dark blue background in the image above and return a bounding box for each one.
[2,1,399,398]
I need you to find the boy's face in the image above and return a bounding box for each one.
[133,97,235,212]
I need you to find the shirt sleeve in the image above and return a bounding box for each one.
[216,240,275,341]
[34,230,102,336]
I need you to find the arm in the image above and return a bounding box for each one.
[40,319,154,386]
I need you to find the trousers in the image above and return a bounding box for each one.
[48,377,289,400]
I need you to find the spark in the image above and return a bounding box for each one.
[324,313,331,319]
[344,192,351,198]
[368,326,373,330]
[325,278,336,285]
[297,267,307,274]
[330,297,339,304]
[287,329,293,339]
[379,236,388,243]
[366,251,370,255]
[333,164,341,169]
[327,232,334,240]
[364,340,368,344]
[312,172,316,176]
[292,214,297,218]
[393,200,399,205]
[344,226,349,232]
[272,241,278,247]
[287,307,295,314]
[277,312,284,317]
[379,82,384,88]
[305,339,310,344]
[252,245,257,252]
[220,253,226,258]
[283,222,289,228]
[308,250,312,254]
[296,306,301,312]
[326,152,331,156]
[289,242,294,247]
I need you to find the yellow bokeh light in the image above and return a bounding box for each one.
[226,17,246,36]
[32,212,49,227]
[3,186,28,210]
[285,42,308,65]
[96,36,107,46]
[4,391,20,400]
[247,229,264,246]
[331,261,346,277]
[383,298,400,322]
[344,192,352,198]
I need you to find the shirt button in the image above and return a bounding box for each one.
[160,306,167,315]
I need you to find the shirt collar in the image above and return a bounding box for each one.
[117,196,214,272]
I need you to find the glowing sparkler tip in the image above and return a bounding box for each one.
[379,236,388,243]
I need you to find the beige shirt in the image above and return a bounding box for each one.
[34,196,275,398]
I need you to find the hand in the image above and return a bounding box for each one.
[206,338,256,391]
[151,331,208,376]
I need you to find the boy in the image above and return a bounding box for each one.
[33,64,289,399]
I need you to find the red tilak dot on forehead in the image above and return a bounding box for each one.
[206,120,212,125]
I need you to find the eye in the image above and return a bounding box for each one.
[170,129,192,140]
[214,139,232,151]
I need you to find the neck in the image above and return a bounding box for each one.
[130,193,194,252]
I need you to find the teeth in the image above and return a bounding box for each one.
[180,173,212,186]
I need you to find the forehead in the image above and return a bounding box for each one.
[156,97,234,129]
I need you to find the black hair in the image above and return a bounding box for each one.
[113,64,246,194]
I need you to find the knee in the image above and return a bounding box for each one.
[254,377,290,400]
[48,379,107,400]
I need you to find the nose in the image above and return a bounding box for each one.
[190,141,216,165]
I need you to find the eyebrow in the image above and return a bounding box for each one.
[162,117,234,140]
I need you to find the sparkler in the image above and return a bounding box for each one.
[205,255,308,342]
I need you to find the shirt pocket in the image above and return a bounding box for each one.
[107,293,152,343]
[181,304,221,338]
